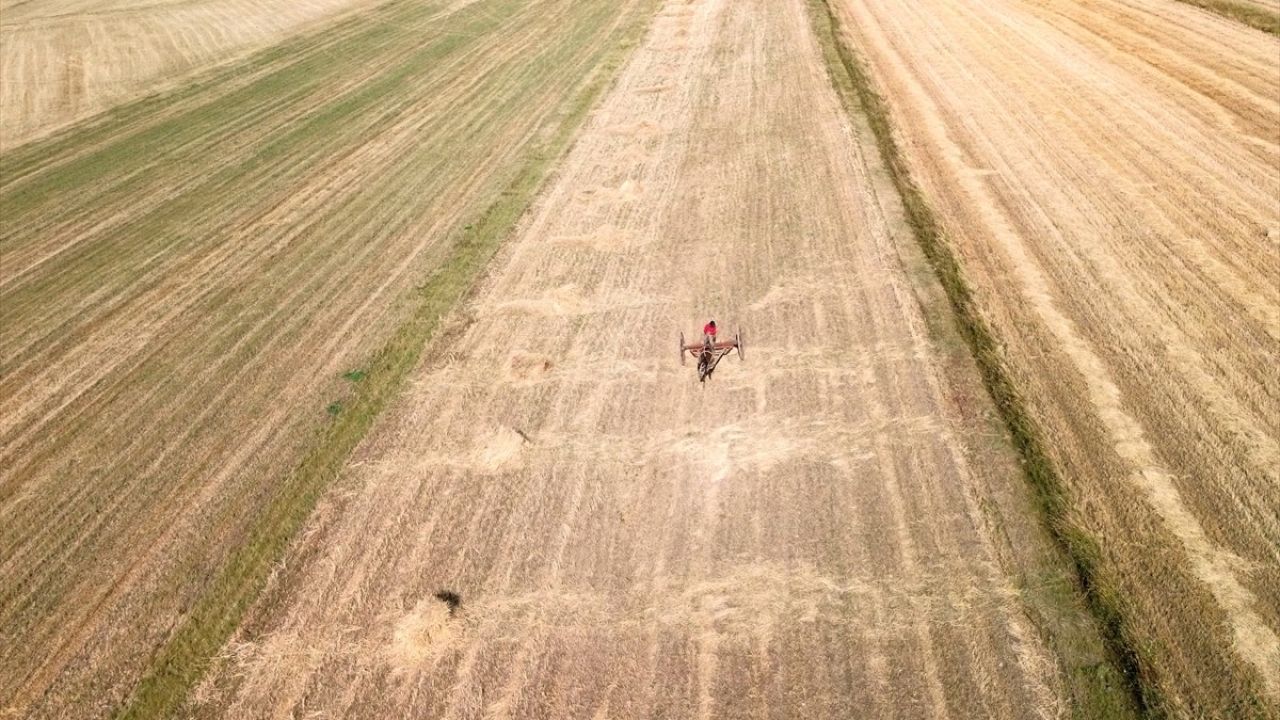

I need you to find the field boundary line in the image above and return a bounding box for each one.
[805,0,1158,716]
[111,6,659,718]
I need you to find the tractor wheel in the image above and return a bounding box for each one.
[679,331,686,365]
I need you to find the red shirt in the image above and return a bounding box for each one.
[703,323,717,338]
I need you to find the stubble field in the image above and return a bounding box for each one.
[1,0,1276,717]
[828,0,1280,714]
[184,0,1122,716]
[1,0,658,715]
[0,0,385,149]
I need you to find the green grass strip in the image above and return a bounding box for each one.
[806,1,1157,717]
[1175,0,1280,35]
[114,12,654,720]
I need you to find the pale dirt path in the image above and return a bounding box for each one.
[0,0,389,149]
[832,0,1280,712]
[193,0,1070,716]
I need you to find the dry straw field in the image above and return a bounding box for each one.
[827,0,1280,714]
[1,0,1277,717]
[0,0,382,148]
[2,0,660,715]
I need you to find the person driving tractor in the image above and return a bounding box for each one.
[680,320,740,382]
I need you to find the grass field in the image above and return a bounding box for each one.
[0,0,380,149]
[1,0,1276,717]
[0,0,657,715]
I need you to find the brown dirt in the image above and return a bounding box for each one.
[188,0,1093,716]
[831,0,1280,713]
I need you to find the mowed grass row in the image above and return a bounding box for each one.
[0,1,658,716]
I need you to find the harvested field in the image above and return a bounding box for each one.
[6,0,1268,714]
[186,0,1129,717]
[829,0,1280,714]
[0,0,657,716]
[0,0,386,149]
